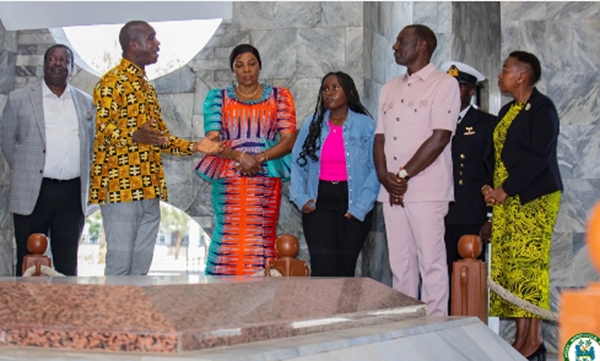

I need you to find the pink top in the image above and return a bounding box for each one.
[375,63,461,202]
[319,121,348,181]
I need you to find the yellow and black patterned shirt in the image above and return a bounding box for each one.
[89,58,194,205]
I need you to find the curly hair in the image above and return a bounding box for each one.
[297,71,372,167]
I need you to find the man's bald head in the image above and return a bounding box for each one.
[119,20,150,52]
[118,20,160,68]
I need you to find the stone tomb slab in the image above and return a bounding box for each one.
[0,276,425,354]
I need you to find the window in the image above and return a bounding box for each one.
[61,19,221,79]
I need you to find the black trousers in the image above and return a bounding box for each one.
[302,181,373,277]
[14,178,84,276]
[444,223,487,313]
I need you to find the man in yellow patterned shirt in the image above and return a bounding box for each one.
[90,20,222,275]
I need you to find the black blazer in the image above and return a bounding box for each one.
[495,87,563,204]
[446,107,497,225]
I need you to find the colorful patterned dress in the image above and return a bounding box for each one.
[195,84,296,276]
[489,103,561,318]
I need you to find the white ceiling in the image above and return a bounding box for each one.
[0,1,232,31]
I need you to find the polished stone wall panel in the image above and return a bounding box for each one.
[233,2,274,30]
[322,2,363,27]
[251,29,298,79]
[546,2,600,20]
[273,2,322,29]
[296,27,345,79]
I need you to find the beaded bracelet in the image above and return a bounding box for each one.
[263,151,269,162]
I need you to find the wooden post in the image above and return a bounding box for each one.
[451,234,488,324]
[268,234,309,277]
[22,233,52,277]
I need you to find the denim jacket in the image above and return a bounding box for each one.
[290,109,380,221]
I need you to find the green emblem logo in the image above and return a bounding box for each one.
[564,332,600,361]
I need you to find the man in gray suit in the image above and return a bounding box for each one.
[1,44,95,276]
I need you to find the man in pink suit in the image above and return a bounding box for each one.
[373,24,461,316]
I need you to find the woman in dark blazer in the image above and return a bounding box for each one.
[483,51,562,361]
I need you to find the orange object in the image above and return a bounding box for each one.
[559,202,600,360]
[22,233,52,276]
[266,234,309,277]
[451,234,488,323]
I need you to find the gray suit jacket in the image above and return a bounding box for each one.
[0,81,95,216]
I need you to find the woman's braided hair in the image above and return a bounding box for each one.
[297,71,372,167]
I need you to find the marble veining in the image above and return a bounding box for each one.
[0,186,11,229]
[321,2,363,28]
[153,66,196,94]
[0,50,16,94]
[68,68,99,95]
[193,78,212,116]
[547,74,599,126]
[296,27,345,79]
[233,2,273,31]
[273,2,322,29]
[287,77,323,126]
[344,27,364,82]
[546,2,600,20]
[157,93,195,139]
[549,233,573,286]
[502,2,547,22]
[0,231,14,277]
[161,156,196,212]
[250,29,297,79]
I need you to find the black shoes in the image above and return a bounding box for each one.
[526,342,547,361]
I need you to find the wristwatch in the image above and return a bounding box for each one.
[398,168,411,181]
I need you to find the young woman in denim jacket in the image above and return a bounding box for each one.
[290,72,380,277]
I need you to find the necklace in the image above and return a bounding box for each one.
[329,118,345,133]
[236,84,261,98]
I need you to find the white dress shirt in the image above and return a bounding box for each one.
[457,105,472,124]
[42,81,80,180]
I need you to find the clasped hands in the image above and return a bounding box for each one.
[481,185,508,206]
[234,151,267,177]
[381,172,408,207]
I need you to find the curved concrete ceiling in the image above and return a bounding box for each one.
[0,1,232,31]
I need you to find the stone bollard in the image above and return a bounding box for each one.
[22,233,52,277]
[266,234,309,277]
[451,234,488,324]
[560,202,600,360]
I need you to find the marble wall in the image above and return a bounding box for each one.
[0,19,17,276]
[0,2,367,275]
[499,1,600,353]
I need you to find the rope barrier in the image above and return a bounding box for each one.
[251,268,283,277]
[487,278,558,322]
[22,265,65,278]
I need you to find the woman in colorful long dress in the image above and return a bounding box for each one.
[484,51,562,361]
[195,44,297,276]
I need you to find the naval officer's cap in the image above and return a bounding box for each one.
[441,61,485,85]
